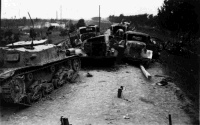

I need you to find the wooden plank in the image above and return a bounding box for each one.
[140,65,151,79]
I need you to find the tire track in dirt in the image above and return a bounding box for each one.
[0,64,192,125]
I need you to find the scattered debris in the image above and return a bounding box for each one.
[123,114,130,119]
[46,96,53,101]
[86,72,93,77]
[108,121,113,124]
[175,89,185,101]
[105,117,115,121]
[123,98,131,102]
[117,86,124,98]
[139,97,155,105]
[35,114,43,117]
[98,80,106,83]
[59,95,66,99]
[60,116,71,125]
[154,74,169,78]
[169,114,172,125]
[19,116,28,120]
[155,75,173,83]
[164,77,173,82]
[117,88,122,98]
[156,79,168,86]
[140,65,152,79]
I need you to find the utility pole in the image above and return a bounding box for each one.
[0,0,1,44]
[60,6,62,20]
[18,9,20,18]
[99,5,100,32]
[56,11,58,20]
[0,0,1,27]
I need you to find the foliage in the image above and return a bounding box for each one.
[60,29,69,36]
[91,17,101,21]
[68,20,76,33]
[157,0,200,38]
[108,14,158,28]
[76,19,86,28]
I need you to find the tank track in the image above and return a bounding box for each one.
[0,56,81,106]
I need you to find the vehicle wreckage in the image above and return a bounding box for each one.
[78,25,100,42]
[0,20,81,106]
[74,35,118,66]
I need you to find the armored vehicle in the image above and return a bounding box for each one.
[0,39,81,106]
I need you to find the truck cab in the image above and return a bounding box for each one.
[115,31,153,66]
[78,25,100,42]
[110,23,128,37]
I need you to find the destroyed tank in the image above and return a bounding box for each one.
[0,38,81,106]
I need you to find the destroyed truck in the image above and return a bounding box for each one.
[77,35,118,66]
[78,25,100,42]
[110,23,128,37]
[119,31,154,66]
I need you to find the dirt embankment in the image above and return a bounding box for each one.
[0,63,195,125]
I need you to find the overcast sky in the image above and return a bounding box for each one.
[2,0,164,20]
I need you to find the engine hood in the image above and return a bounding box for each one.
[126,40,146,49]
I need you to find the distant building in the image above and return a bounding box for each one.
[45,22,51,27]
[59,23,66,29]
[45,22,65,29]
[50,23,60,27]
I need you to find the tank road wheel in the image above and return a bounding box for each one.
[32,89,42,102]
[52,79,59,89]
[36,90,43,101]
[67,70,74,82]
[26,93,33,105]
[10,78,26,103]
[50,65,56,73]
[42,89,48,97]
[72,58,81,71]
[27,73,33,82]
[47,83,55,93]
[66,60,72,69]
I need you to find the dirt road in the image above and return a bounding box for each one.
[0,63,192,125]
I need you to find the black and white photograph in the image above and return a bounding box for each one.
[0,0,199,124]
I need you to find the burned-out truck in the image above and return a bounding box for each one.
[118,31,153,66]
[76,35,118,66]
[78,25,100,42]
[110,23,128,37]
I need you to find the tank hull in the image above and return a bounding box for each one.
[0,40,81,106]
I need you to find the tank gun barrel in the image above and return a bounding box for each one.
[0,0,2,46]
[28,12,34,28]
[28,12,35,49]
